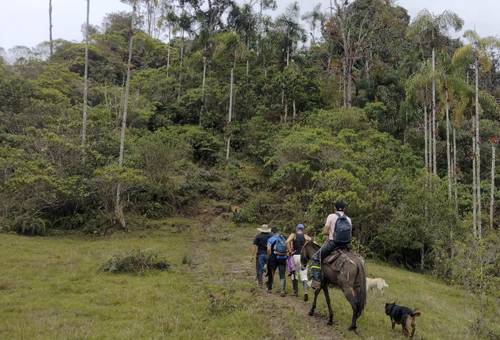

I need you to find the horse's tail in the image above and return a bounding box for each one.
[353,258,366,318]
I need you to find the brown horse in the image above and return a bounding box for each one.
[301,241,366,331]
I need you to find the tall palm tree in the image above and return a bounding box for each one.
[82,0,91,147]
[489,137,497,231]
[453,31,500,238]
[49,0,54,57]
[405,61,432,174]
[116,0,137,229]
[408,10,463,175]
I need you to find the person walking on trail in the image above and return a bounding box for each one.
[286,223,311,301]
[310,201,352,289]
[267,227,288,296]
[252,224,272,288]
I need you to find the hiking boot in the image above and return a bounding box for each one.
[304,293,308,302]
[257,274,264,288]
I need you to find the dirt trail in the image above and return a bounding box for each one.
[192,216,343,339]
[229,248,342,340]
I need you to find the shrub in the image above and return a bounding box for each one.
[13,215,46,236]
[100,249,170,273]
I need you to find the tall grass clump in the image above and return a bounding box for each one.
[101,249,170,273]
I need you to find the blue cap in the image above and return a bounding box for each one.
[296,223,305,230]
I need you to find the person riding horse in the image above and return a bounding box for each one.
[310,201,352,289]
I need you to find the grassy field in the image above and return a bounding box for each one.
[0,217,497,339]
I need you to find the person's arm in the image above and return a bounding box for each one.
[267,238,273,256]
[286,233,295,254]
[322,215,331,236]
[305,234,312,242]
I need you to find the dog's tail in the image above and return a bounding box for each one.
[411,309,422,317]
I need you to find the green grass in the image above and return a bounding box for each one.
[0,219,497,339]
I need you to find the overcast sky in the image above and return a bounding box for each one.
[0,0,498,50]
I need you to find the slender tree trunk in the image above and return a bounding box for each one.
[178,28,184,101]
[166,26,171,77]
[226,67,234,161]
[432,48,437,176]
[82,0,90,147]
[472,117,477,237]
[424,103,429,173]
[292,99,296,121]
[445,82,452,199]
[453,127,458,214]
[347,61,353,108]
[257,0,263,57]
[342,58,347,108]
[200,52,207,126]
[284,98,288,123]
[49,0,53,57]
[115,2,135,230]
[490,141,496,230]
[246,59,249,77]
[475,54,482,238]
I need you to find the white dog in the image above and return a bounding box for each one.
[366,277,389,294]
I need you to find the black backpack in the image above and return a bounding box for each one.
[334,213,352,244]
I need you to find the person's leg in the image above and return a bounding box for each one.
[255,254,260,282]
[292,279,299,296]
[257,254,266,288]
[296,254,309,300]
[292,255,301,296]
[278,260,286,296]
[311,241,336,289]
[267,256,276,292]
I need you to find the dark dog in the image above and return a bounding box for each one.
[385,302,422,337]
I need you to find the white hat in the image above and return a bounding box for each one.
[257,224,271,233]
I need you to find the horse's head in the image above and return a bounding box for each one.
[300,241,320,267]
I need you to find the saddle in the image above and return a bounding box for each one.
[323,249,358,272]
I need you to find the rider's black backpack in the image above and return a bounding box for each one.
[334,213,352,244]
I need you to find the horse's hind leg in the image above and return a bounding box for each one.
[323,286,334,325]
[342,287,358,331]
[308,288,321,316]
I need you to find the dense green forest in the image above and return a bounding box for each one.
[0,0,498,304]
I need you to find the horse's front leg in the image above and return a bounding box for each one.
[308,288,321,316]
[323,285,334,325]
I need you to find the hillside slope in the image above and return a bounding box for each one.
[0,217,497,339]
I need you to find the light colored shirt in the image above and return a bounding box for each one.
[326,212,352,241]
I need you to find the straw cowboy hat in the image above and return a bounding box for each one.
[257,224,271,233]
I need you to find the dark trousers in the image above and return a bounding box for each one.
[267,255,286,290]
[256,253,268,277]
[312,240,337,265]
[312,240,349,265]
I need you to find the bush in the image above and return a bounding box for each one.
[13,215,46,236]
[100,249,170,273]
